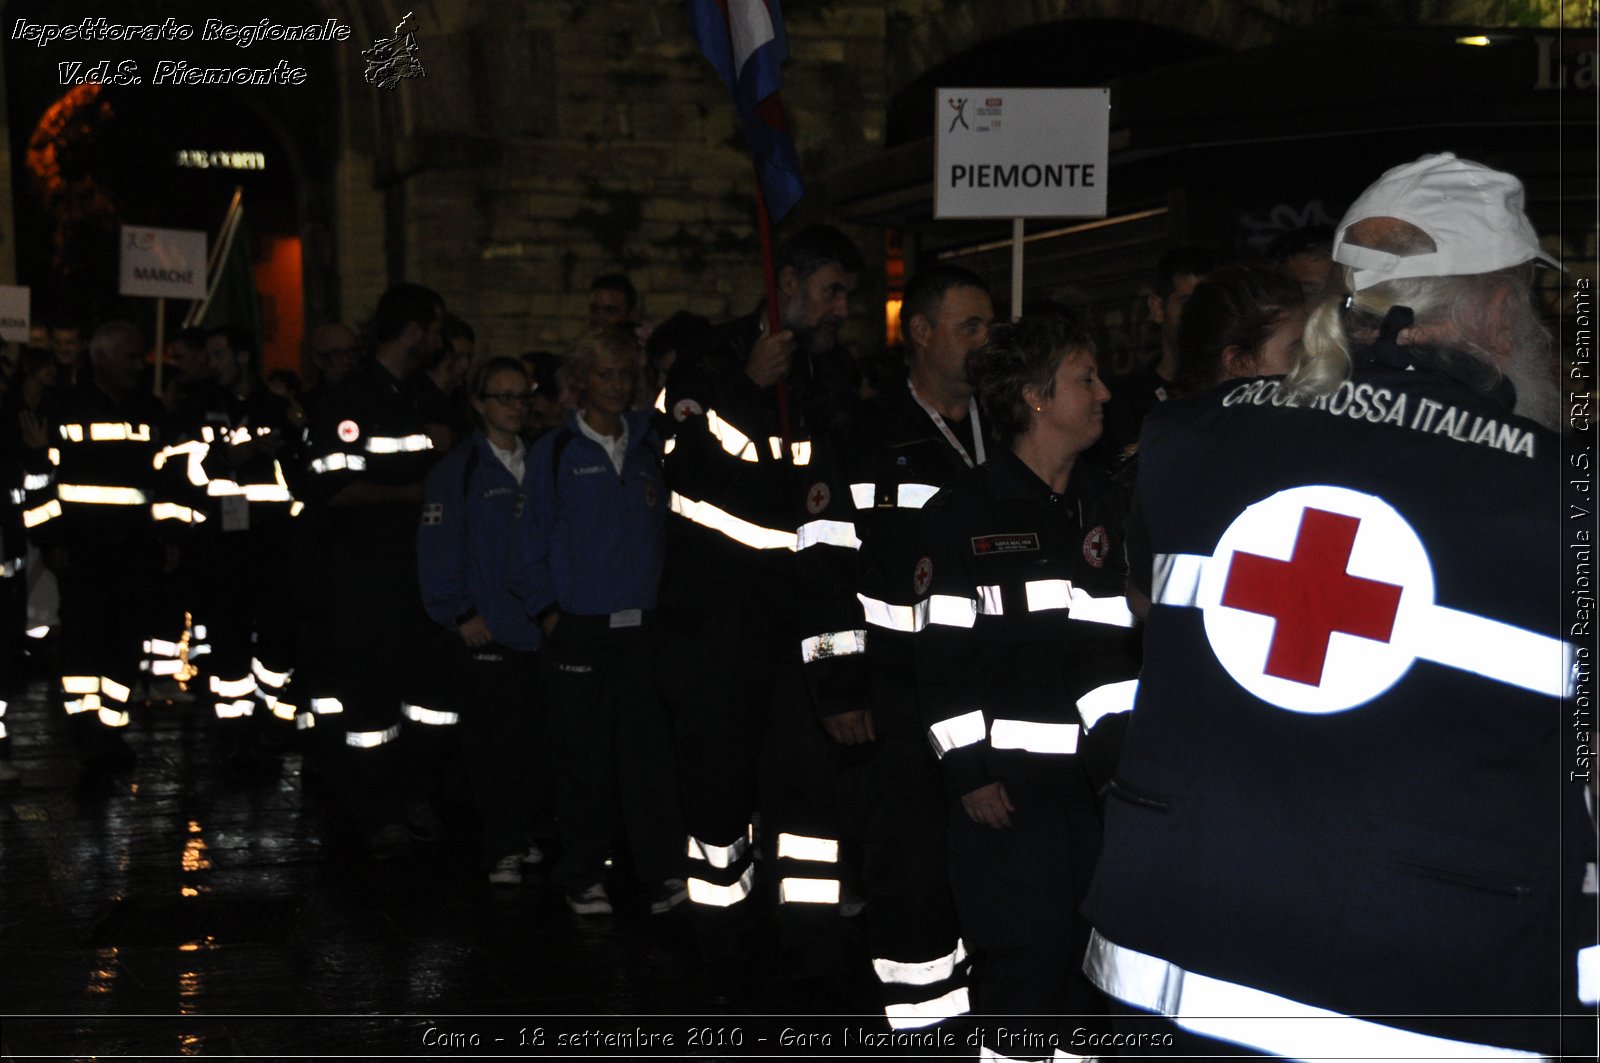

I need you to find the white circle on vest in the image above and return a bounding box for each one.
[1201,484,1433,714]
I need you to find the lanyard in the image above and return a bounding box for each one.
[907,379,986,469]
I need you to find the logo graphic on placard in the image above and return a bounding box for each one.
[946,97,969,132]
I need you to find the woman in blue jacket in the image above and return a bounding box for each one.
[418,355,549,886]
[513,328,686,917]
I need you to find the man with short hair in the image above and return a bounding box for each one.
[301,283,450,857]
[1097,246,1215,462]
[659,223,862,982]
[796,262,995,1030]
[1084,154,1593,1058]
[587,273,638,329]
[302,322,364,416]
[32,322,178,773]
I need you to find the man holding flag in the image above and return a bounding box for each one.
[666,0,862,996]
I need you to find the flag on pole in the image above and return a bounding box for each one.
[691,0,805,222]
[183,187,261,350]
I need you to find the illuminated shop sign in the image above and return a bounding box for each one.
[175,150,266,171]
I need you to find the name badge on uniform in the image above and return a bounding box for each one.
[971,532,1039,555]
[221,495,249,533]
[609,609,642,629]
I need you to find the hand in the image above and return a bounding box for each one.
[459,615,494,647]
[822,709,876,746]
[961,781,1014,830]
[540,612,560,638]
[744,328,794,389]
[18,411,46,450]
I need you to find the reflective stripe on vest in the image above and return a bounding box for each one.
[1084,931,1546,1060]
[57,484,148,505]
[402,703,459,726]
[1580,944,1599,1006]
[1154,550,1574,700]
[847,482,940,509]
[989,718,1079,755]
[364,433,432,454]
[928,709,986,758]
[346,724,401,748]
[668,492,796,551]
[796,519,860,551]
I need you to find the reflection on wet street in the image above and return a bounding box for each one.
[0,674,881,1058]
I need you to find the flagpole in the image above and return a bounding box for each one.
[753,166,792,447]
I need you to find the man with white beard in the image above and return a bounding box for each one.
[1080,153,1595,1060]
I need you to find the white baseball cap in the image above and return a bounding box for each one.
[1333,152,1561,291]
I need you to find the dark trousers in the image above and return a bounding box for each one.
[545,615,683,889]
[56,531,158,734]
[949,766,1107,1053]
[454,641,548,866]
[661,585,839,915]
[833,693,967,1025]
[193,524,295,720]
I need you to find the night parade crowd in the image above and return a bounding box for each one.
[0,152,1593,1060]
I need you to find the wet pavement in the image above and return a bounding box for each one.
[0,662,889,1061]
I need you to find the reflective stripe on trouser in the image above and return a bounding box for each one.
[61,675,133,728]
[1085,931,1549,1060]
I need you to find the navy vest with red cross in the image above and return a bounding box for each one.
[1084,358,1584,1053]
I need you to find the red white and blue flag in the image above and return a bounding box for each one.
[691,0,805,221]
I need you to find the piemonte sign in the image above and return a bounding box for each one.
[934,87,1109,219]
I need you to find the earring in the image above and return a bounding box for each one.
[1032,404,1042,412]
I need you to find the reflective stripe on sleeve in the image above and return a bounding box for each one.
[873,940,968,987]
[790,440,812,466]
[928,710,987,758]
[209,674,257,699]
[775,832,839,863]
[778,877,839,904]
[885,986,971,1030]
[214,699,255,719]
[252,658,292,689]
[1078,680,1138,731]
[151,503,205,523]
[796,519,860,551]
[859,594,926,632]
[310,697,344,715]
[364,433,433,454]
[686,864,756,907]
[22,499,61,527]
[801,629,867,663]
[850,483,875,509]
[23,472,53,491]
[926,594,977,628]
[98,707,131,728]
[1069,587,1137,628]
[1084,931,1546,1060]
[897,483,939,508]
[989,718,1080,754]
[309,453,368,474]
[153,440,211,486]
[1580,944,1599,1006]
[58,484,149,505]
[668,493,797,551]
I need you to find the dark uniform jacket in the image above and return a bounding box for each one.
[1084,352,1590,1056]
[660,308,856,599]
[796,379,992,736]
[914,446,1139,799]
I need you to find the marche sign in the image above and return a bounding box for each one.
[119,226,207,300]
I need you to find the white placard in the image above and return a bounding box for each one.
[935,88,1109,219]
[119,226,207,300]
[0,285,30,343]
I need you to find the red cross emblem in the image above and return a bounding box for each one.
[673,398,702,422]
[1221,508,1403,687]
[806,482,831,515]
[337,419,360,443]
[1198,485,1433,715]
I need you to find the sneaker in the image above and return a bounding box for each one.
[521,842,545,866]
[487,853,523,886]
[650,878,688,915]
[566,883,612,916]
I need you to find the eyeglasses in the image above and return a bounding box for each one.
[480,391,536,405]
